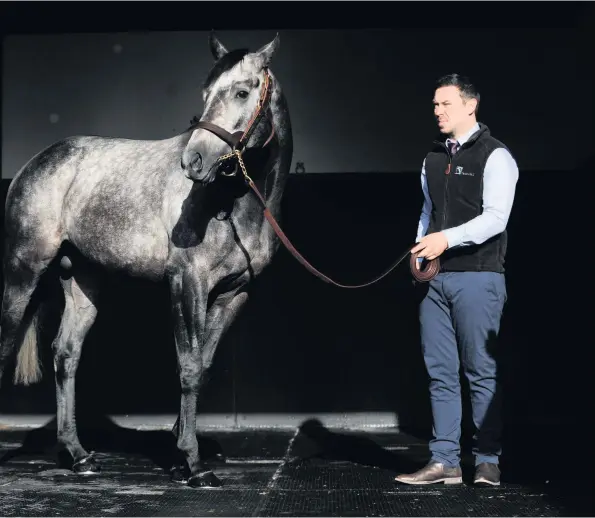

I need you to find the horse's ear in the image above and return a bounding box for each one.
[209,30,229,60]
[253,33,280,68]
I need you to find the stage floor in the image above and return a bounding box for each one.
[0,421,591,517]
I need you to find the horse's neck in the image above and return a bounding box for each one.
[254,141,291,254]
[261,95,293,212]
[262,146,289,204]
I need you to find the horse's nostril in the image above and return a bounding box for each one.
[190,152,203,172]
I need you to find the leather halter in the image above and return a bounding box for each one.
[188,68,275,158]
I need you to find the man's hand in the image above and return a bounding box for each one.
[411,232,449,261]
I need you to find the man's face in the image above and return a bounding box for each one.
[433,85,476,136]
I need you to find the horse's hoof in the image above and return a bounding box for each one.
[72,453,100,475]
[187,470,222,488]
[170,464,189,484]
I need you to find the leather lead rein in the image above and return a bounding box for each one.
[248,178,440,288]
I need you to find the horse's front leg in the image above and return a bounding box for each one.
[168,267,221,488]
[170,287,249,479]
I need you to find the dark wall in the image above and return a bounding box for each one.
[2,8,595,178]
[0,160,591,436]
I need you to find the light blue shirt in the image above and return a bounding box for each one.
[416,122,519,249]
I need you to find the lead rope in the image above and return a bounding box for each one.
[224,150,440,288]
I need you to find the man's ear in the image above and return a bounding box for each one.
[466,98,478,116]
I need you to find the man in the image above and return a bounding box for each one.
[394,74,519,486]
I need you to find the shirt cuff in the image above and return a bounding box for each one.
[442,227,464,249]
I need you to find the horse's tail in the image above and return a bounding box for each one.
[13,306,43,386]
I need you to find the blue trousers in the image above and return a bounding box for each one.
[419,271,507,467]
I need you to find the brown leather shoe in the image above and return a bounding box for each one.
[394,461,463,485]
[474,462,500,486]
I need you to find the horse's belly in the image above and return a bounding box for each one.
[69,224,169,280]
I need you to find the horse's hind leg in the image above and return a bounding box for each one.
[53,264,100,474]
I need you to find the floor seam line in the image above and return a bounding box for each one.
[250,428,300,517]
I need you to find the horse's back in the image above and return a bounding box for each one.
[5,134,181,232]
[4,134,190,279]
[6,137,83,210]
[63,135,189,277]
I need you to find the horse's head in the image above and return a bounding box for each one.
[181,32,281,184]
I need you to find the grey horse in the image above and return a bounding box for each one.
[0,32,293,488]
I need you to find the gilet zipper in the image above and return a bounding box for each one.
[433,140,452,231]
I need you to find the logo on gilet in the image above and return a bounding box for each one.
[454,166,474,176]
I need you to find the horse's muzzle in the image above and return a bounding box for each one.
[181,150,216,183]
[181,150,203,173]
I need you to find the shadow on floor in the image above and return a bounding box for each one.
[0,413,224,473]
[289,418,426,474]
[288,418,593,516]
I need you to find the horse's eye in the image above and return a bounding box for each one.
[236,90,249,99]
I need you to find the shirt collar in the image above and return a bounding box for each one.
[446,122,480,147]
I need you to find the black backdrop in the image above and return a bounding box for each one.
[0,2,593,479]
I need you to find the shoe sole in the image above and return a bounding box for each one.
[394,476,463,485]
[474,477,500,486]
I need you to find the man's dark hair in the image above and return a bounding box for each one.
[436,73,480,115]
